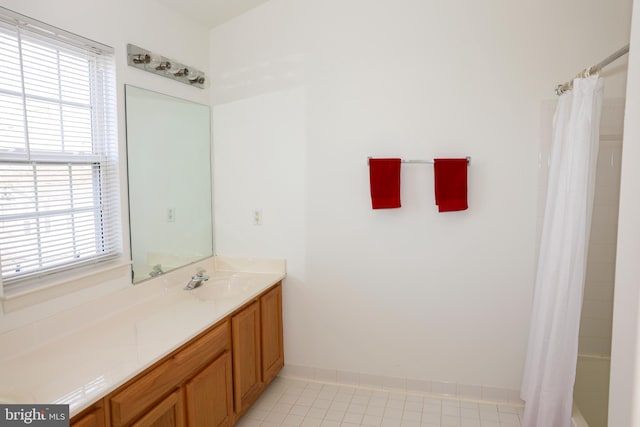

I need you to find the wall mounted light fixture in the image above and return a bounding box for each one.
[127,44,208,89]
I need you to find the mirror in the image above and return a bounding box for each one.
[125,85,213,283]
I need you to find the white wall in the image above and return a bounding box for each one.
[609,0,640,424]
[0,0,210,329]
[211,0,632,390]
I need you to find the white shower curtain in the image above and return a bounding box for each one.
[521,76,604,427]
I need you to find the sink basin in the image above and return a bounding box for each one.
[189,276,250,301]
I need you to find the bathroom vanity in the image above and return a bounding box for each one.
[73,282,283,427]
[0,257,285,427]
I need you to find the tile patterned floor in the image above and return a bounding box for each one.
[236,377,524,427]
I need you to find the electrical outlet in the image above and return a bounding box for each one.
[253,209,263,225]
[167,208,176,223]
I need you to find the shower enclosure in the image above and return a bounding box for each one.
[574,98,624,427]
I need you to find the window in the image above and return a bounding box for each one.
[0,8,120,289]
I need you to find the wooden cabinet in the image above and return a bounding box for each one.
[72,412,103,427]
[184,351,233,427]
[70,281,284,427]
[231,282,285,418]
[71,401,107,427]
[232,301,263,417]
[110,322,229,427]
[131,391,183,427]
[261,284,284,385]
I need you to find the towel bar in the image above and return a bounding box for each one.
[367,157,471,165]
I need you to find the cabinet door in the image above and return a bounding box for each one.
[184,351,233,427]
[71,399,107,427]
[111,322,229,427]
[71,406,105,427]
[261,283,284,385]
[231,301,263,416]
[132,390,184,427]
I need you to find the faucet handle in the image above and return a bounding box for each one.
[192,269,209,281]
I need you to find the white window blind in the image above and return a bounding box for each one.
[0,8,120,287]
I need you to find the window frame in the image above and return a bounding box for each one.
[0,7,122,293]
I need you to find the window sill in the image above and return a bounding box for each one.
[1,259,132,313]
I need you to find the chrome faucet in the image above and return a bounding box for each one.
[149,264,164,277]
[184,270,209,290]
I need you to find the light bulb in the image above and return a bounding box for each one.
[188,72,206,85]
[131,53,150,64]
[145,53,163,70]
[156,60,172,71]
[173,66,190,77]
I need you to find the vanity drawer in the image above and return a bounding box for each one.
[110,320,229,427]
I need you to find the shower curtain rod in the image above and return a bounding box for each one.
[555,44,630,96]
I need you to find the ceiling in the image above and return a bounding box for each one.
[156,0,270,29]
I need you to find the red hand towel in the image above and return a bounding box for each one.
[434,158,468,212]
[369,158,401,209]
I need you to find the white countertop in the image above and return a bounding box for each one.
[0,256,286,417]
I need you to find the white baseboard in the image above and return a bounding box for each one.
[279,364,524,406]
